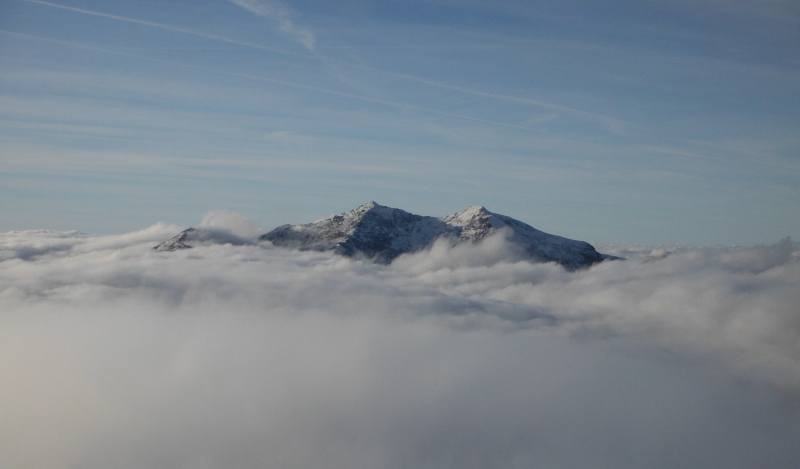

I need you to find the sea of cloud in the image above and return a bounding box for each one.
[1,217,799,469]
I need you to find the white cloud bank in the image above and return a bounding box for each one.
[228,0,316,51]
[1,219,799,468]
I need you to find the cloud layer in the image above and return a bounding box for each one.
[1,220,799,468]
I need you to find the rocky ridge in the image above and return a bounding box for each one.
[154,202,616,269]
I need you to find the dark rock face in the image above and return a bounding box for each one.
[155,202,616,269]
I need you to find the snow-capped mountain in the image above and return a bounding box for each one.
[155,202,616,269]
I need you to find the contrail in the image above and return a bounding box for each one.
[18,0,627,129]
[0,29,542,132]
[319,57,630,128]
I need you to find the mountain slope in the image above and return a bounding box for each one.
[152,227,253,252]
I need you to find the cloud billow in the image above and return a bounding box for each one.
[1,221,799,468]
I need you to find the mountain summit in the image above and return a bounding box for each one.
[155,202,615,269]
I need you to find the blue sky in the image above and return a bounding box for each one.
[1,0,798,244]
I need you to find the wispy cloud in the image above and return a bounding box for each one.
[228,0,316,51]
[16,1,623,130]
